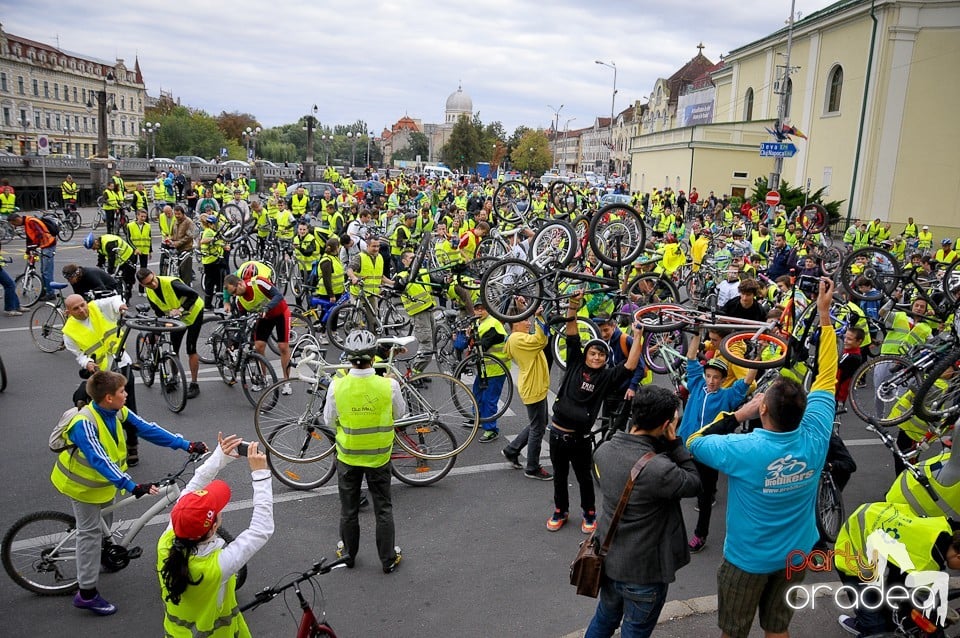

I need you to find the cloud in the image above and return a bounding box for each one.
[0,0,834,135]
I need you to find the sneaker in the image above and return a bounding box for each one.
[688,534,706,553]
[281,382,293,396]
[501,448,522,469]
[186,383,200,399]
[837,614,860,636]
[335,540,355,568]
[72,592,117,616]
[248,382,262,393]
[383,546,402,574]
[479,430,499,443]
[581,510,597,534]
[4,310,23,316]
[524,467,554,481]
[693,498,717,512]
[546,509,568,532]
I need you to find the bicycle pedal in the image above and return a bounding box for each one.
[126,546,142,560]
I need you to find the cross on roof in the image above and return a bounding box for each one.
[697,42,705,53]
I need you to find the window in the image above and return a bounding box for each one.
[83,116,88,132]
[19,108,27,126]
[45,113,51,129]
[120,96,125,110]
[43,81,49,98]
[32,79,38,96]
[55,114,61,130]
[110,120,115,134]
[784,78,793,119]
[34,111,40,128]
[0,72,6,92]
[744,88,754,121]
[733,171,749,179]
[121,120,126,135]
[82,88,87,104]
[74,115,79,130]
[2,107,9,126]
[63,84,68,101]
[54,84,59,99]
[17,76,24,94]
[73,87,77,102]
[826,65,843,113]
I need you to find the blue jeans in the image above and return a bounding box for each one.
[0,268,19,311]
[585,578,668,638]
[40,246,55,293]
[473,373,505,432]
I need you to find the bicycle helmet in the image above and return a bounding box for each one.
[240,263,259,280]
[83,232,95,250]
[343,330,378,363]
[205,214,218,224]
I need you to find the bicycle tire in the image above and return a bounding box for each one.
[944,260,960,306]
[137,335,157,387]
[65,210,82,230]
[265,425,337,490]
[58,223,74,243]
[476,237,509,260]
[529,220,576,269]
[798,204,828,235]
[398,372,479,459]
[848,355,922,427]
[197,315,222,364]
[815,471,844,543]
[269,308,316,356]
[214,527,247,590]
[914,346,960,422]
[92,209,103,230]
[1,510,79,595]
[0,353,5,392]
[215,337,239,386]
[29,302,66,353]
[625,272,682,307]
[255,378,335,463]
[453,354,513,422]
[159,352,188,413]
[478,258,544,322]
[550,181,579,218]
[632,304,688,333]
[391,422,457,486]
[231,239,254,270]
[378,300,413,338]
[642,329,687,375]
[124,316,187,333]
[241,352,278,408]
[588,204,646,267]
[15,271,44,308]
[433,321,460,374]
[718,332,789,369]
[326,302,375,350]
[221,202,246,226]
[839,247,901,302]
[551,319,600,371]
[820,245,844,276]
[492,180,531,225]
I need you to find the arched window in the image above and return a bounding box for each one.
[744,88,754,122]
[827,65,843,113]
[784,78,793,118]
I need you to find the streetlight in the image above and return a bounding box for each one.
[144,121,160,159]
[548,104,563,169]
[563,117,577,172]
[242,126,261,159]
[346,131,358,168]
[320,134,331,166]
[595,60,617,176]
[366,130,375,167]
[86,71,118,159]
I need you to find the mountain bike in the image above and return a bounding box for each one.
[29,281,71,353]
[240,556,351,638]
[208,314,279,407]
[15,245,45,308]
[451,316,514,423]
[1,453,247,595]
[325,280,412,349]
[132,314,189,413]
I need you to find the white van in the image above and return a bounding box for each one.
[423,165,454,179]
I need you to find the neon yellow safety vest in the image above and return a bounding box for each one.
[918,231,933,250]
[887,384,947,442]
[200,227,224,265]
[333,373,395,467]
[276,211,296,240]
[126,221,152,254]
[317,254,345,296]
[50,405,129,504]
[391,224,412,257]
[886,452,960,521]
[157,529,249,638]
[396,269,435,316]
[146,275,204,326]
[357,252,384,295]
[62,302,122,370]
[477,314,511,375]
[152,183,167,203]
[237,278,273,313]
[103,189,123,211]
[61,181,79,202]
[0,191,14,214]
[881,312,932,356]
[290,193,310,216]
[835,501,950,577]
[100,234,135,266]
[903,223,918,239]
[213,183,227,201]
[158,213,175,239]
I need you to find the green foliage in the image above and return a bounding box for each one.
[392,132,429,162]
[440,115,483,171]
[749,177,845,224]
[146,104,232,160]
[509,129,551,175]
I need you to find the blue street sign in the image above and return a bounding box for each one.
[760,142,798,158]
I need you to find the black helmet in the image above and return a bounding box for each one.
[343,330,378,362]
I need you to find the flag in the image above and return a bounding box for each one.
[782,124,808,140]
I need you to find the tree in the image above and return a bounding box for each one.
[216,111,261,144]
[749,177,845,225]
[440,115,482,171]
[392,132,429,162]
[509,129,551,175]
[145,105,235,160]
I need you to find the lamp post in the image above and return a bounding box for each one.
[595,60,616,176]
[144,121,160,159]
[243,126,261,160]
[320,135,331,166]
[548,103,563,169]
[86,71,118,159]
[346,131,358,169]
[563,117,576,173]
[301,105,319,180]
[18,115,30,155]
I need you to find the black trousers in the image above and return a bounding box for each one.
[694,459,719,539]
[337,461,396,568]
[549,428,594,514]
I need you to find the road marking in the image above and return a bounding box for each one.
[0,325,31,333]
[844,438,883,447]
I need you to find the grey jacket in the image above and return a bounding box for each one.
[592,432,701,585]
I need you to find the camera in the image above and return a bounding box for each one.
[236,442,249,457]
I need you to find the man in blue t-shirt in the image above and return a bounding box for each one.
[686,277,838,638]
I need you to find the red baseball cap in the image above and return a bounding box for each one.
[171,480,231,540]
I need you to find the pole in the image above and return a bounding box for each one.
[766,0,796,227]
[846,0,878,226]
[96,87,108,159]
[41,155,47,207]
[610,65,616,176]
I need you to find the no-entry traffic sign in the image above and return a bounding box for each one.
[765,190,781,207]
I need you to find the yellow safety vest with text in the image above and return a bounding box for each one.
[333,374,395,468]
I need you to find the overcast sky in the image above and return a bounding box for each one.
[2,0,834,135]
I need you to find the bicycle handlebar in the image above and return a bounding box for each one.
[240,556,352,612]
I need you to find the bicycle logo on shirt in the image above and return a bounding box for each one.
[764,455,816,488]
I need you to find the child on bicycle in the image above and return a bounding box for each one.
[158,434,273,636]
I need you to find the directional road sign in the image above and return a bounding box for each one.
[760,142,798,158]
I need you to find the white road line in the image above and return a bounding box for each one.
[0,325,31,333]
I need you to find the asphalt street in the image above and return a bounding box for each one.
[0,207,921,637]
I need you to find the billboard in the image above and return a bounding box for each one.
[682,101,715,127]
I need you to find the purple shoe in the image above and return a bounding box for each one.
[73,592,117,616]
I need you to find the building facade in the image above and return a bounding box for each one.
[0,24,146,158]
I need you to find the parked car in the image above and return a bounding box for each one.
[284,182,338,207]
[599,193,632,207]
[221,159,250,168]
[174,155,211,165]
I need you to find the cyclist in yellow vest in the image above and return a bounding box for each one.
[61,175,79,210]
[126,209,152,292]
[102,181,124,235]
[293,221,321,301]
[323,329,405,572]
[275,178,287,198]
[212,178,227,207]
[157,434,271,638]
[346,237,394,307]
[834,501,960,636]
[935,239,958,265]
[158,204,176,242]
[290,186,310,217]
[316,237,346,303]
[918,225,934,255]
[197,215,226,310]
[130,182,149,215]
[471,300,512,443]
[86,232,137,302]
[51,369,205,617]
[903,216,918,242]
[138,268,206,398]
[274,198,296,241]
[886,449,960,521]
[0,180,16,214]
[396,250,438,373]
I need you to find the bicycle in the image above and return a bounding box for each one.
[132,314,189,413]
[15,245,46,308]
[29,281,71,352]
[1,452,247,595]
[450,315,515,423]
[325,279,412,349]
[208,313,279,408]
[815,414,847,544]
[0,350,6,392]
[239,556,350,638]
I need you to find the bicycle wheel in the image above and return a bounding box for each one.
[265,425,337,490]
[159,352,187,413]
[391,422,457,486]
[379,300,413,338]
[839,247,901,302]
[0,353,5,392]
[241,352,278,408]
[798,204,829,235]
[1,510,79,595]
[269,308,316,355]
[944,260,960,306]
[551,319,600,370]
[197,316,221,364]
[231,239,254,270]
[326,302,374,350]
[529,220,575,269]
[588,204,645,267]
[848,355,921,427]
[58,223,74,243]
[550,181,579,217]
[453,355,513,422]
[914,347,960,422]
[820,245,844,276]
[478,258,544,322]
[476,237,509,260]
[433,320,460,374]
[632,304,688,333]
[15,271,44,308]
[815,471,844,543]
[137,336,157,387]
[398,373,479,459]
[718,332,789,369]
[643,329,687,375]
[29,302,66,352]
[255,378,335,463]
[492,180,531,225]
[65,210,82,230]
[92,209,103,230]
[624,273,682,306]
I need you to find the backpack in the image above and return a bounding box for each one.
[39,214,61,237]
[50,405,90,453]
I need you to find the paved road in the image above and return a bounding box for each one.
[0,208,913,637]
